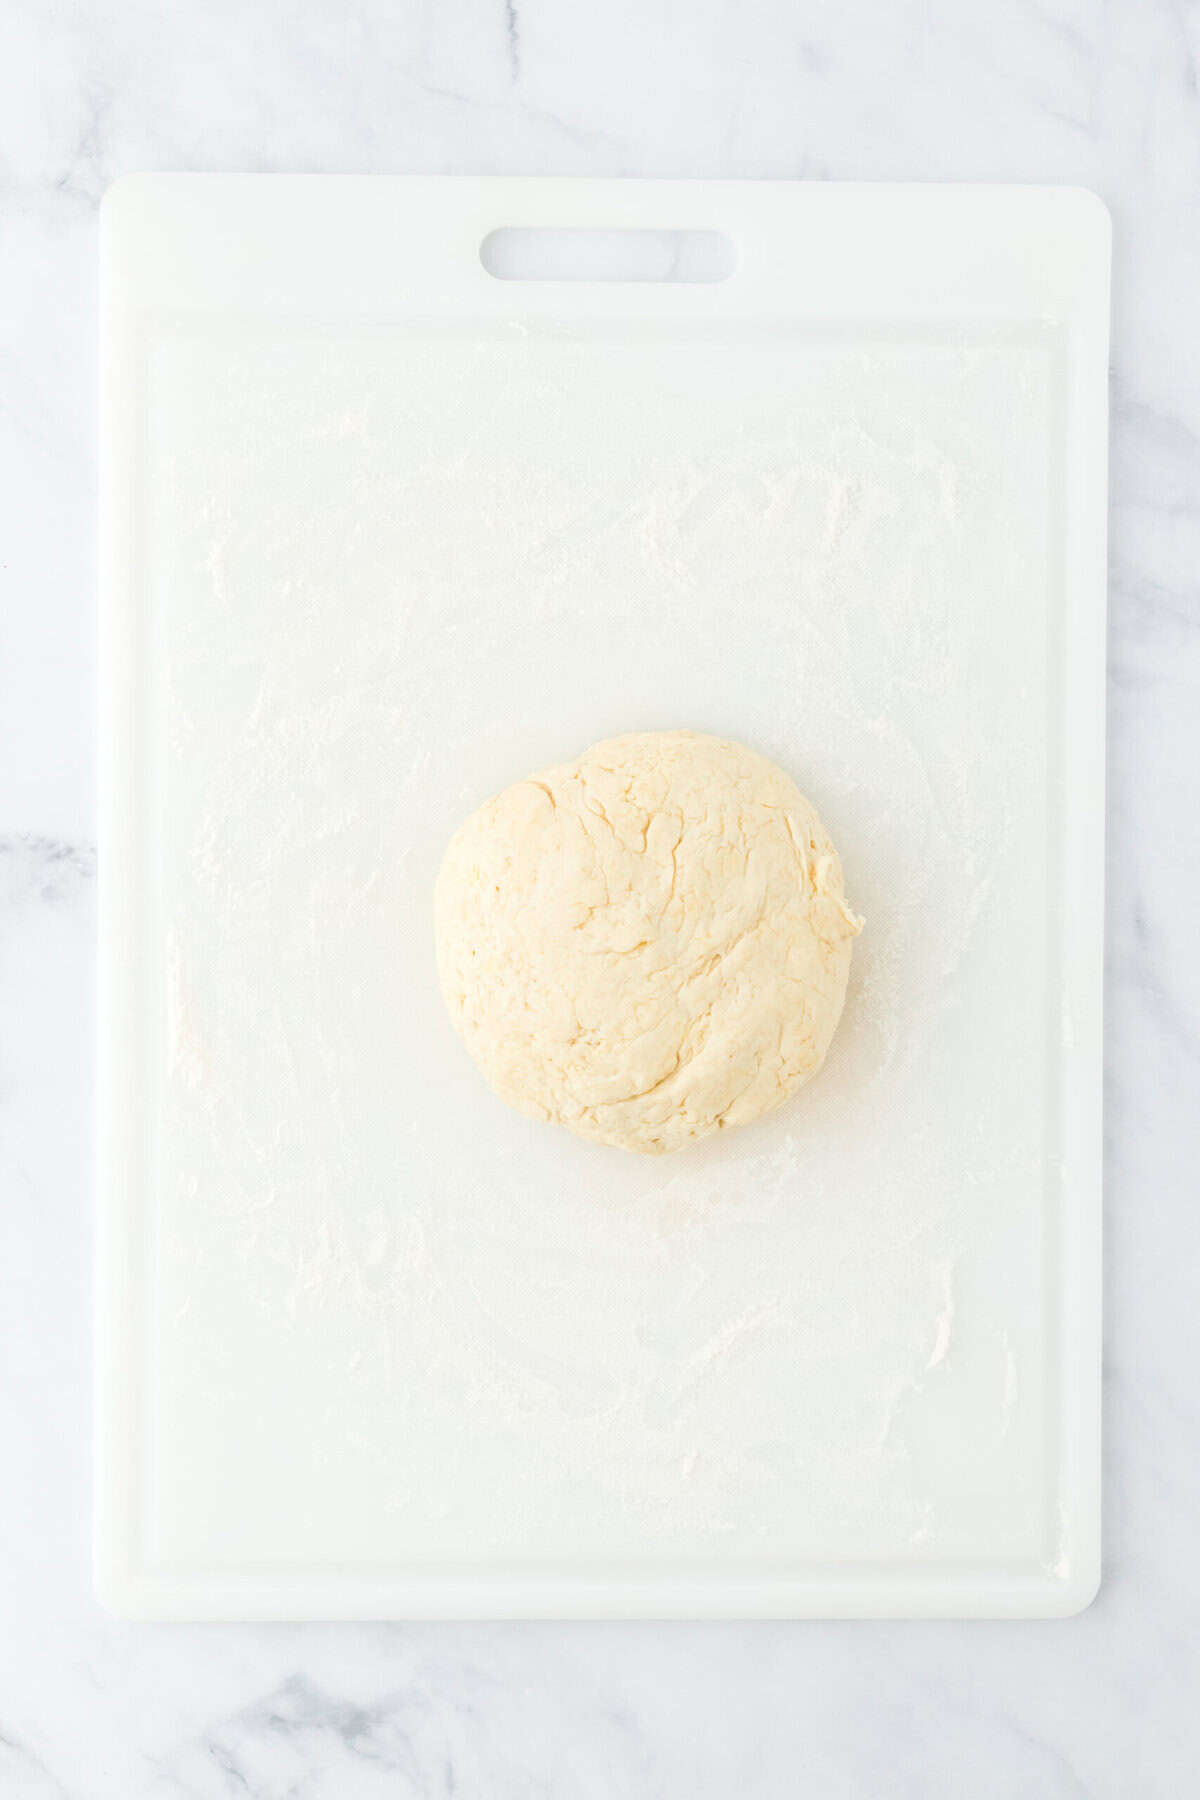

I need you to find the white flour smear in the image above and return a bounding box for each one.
[149,325,1055,1568]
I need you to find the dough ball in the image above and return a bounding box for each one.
[435,730,863,1155]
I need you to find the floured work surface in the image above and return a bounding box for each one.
[98,178,1108,1617]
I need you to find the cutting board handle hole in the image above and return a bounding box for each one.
[480,228,736,284]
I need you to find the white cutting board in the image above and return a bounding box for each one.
[97,177,1108,1619]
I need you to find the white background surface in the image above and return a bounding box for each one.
[101,182,1101,1618]
[1,0,1196,1792]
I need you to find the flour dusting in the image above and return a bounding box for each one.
[146,323,1057,1571]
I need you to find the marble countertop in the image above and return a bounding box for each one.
[2,0,1198,1793]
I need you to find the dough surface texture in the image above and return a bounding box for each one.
[435,731,863,1155]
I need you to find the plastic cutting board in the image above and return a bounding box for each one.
[97,177,1109,1618]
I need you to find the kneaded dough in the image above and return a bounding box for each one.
[435,730,863,1155]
